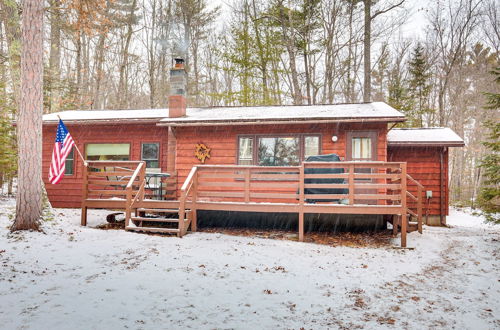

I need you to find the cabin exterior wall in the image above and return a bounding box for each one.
[42,123,168,208]
[388,146,449,225]
[173,122,388,194]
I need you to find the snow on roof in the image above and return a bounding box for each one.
[42,102,405,125]
[388,127,465,147]
[42,109,168,124]
[159,102,405,126]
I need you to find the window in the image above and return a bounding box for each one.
[238,137,253,165]
[352,137,372,160]
[346,131,377,161]
[85,143,130,161]
[258,137,300,166]
[238,135,321,166]
[304,136,320,159]
[142,143,160,168]
[64,148,74,175]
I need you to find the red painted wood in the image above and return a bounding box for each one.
[43,123,168,207]
[388,146,448,216]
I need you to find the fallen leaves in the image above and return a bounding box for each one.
[199,228,393,248]
[377,316,396,325]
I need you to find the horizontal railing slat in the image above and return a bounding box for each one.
[87,190,128,196]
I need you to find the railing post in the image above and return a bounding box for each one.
[417,185,423,234]
[191,170,198,232]
[348,164,355,205]
[244,168,250,203]
[125,187,132,228]
[298,165,305,242]
[401,163,408,247]
[81,163,89,226]
[178,197,185,237]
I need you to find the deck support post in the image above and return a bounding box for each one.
[298,212,304,242]
[298,165,305,242]
[392,215,398,236]
[81,206,87,226]
[417,185,423,234]
[401,214,407,247]
[401,163,408,247]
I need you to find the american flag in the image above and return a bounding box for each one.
[49,119,75,184]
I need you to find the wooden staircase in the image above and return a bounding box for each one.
[126,208,192,235]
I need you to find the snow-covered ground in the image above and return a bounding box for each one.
[0,198,498,329]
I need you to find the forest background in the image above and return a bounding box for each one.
[0,0,498,215]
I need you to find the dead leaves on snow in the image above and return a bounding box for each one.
[200,228,393,248]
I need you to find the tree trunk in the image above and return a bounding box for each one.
[93,32,107,110]
[12,0,44,231]
[117,0,138,109]
[251,0,269,104]
[363,0,371,103]
[48,0,61,113]
[278,5,302,105]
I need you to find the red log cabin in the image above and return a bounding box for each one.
[41,59,464,245]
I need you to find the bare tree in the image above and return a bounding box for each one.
[427,0,482,126]
[363,0,405,102]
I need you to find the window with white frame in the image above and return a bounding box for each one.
[238,135,321,166]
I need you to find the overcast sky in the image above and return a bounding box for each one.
[209,0,431,41]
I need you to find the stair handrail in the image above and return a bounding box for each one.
[406,173,424,234]
[125,161,146,227]
[178,166,198,236]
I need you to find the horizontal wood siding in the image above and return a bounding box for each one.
[175,123,388,195]
[388,146,448,216]
[43,123,168,208]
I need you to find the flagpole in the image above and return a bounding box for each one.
[56,115,87,166]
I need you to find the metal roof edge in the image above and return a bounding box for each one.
[387,141,465,147]
[157,116,406,127]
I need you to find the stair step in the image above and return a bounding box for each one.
[131,216,179,223]
[126,226,180,234]
[137,208,191,213]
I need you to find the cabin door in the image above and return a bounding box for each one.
[346,131,378,204]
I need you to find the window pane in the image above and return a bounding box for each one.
[64,149,74,175]
[258,137,299,166]
[142,143,159,160]
[86,144,130,161]
[238,137,253,165]
[145,160,159,168]
[304,136,320,159]
[352,137,371,159]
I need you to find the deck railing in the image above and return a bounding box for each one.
[81,161,146,226]
[176,161,425,247]
[81,161,424,247]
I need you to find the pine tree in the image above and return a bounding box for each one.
[408,43,433,127]
[477,66,500,223]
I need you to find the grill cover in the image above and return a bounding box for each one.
[304,154,348,203]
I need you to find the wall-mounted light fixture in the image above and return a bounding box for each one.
[331,135,338,142]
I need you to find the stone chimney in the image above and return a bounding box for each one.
[169,58,187,117]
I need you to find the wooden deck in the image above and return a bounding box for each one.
[81,161,424,247]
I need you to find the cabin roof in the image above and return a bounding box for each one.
[158,102,405,126]
[387,128,465,147]
[42,102,405,125]
[42,108,167,124]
